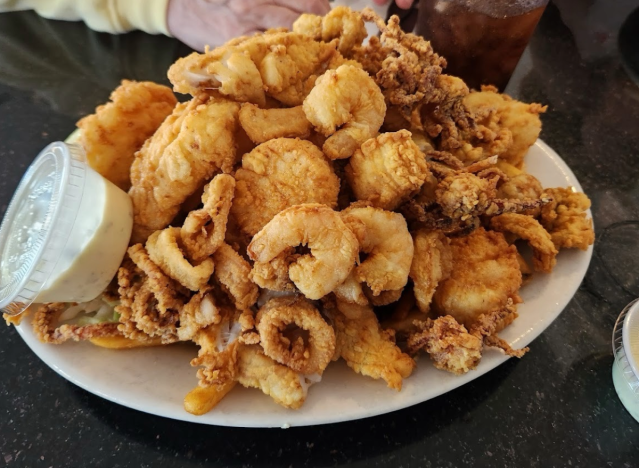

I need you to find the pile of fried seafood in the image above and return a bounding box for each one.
[7,7,594,415]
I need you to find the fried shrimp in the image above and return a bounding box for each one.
[346,130,430,210]
[248,204,359,299]
[238,103,311,144]
[181,174,235,263]
[212,243,259,310]
[231,138,340,236]
[433,228,522,327]
[303,64,386,160]
[177,289,222,341]
[340,205,414,295]
[168,32,339,106]
[410,230,453,313]
[491,213,558,273]
[129,95,239,243]
[77,80,177,191]
[540,187,595,250]
[146,227,215,292]
[293,6,367,55]
[236,344,308,409]
[333,301,415,390]
[256,297,335,374]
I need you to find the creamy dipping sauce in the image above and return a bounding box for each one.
[36,169,132,302]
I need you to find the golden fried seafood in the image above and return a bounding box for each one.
[333,271,368,306]
[168,32,339,106]
[463,86,547,168]
[293,6,367,55]
[231,138,340,236]
[77,80,177,191]
[540,187,595,250]
[433,228,522,328]
[146,227,215,292]
[181,174,236,263]
[236,344,308,409]
[333,301,415,390]
[129,95,239,243]
[407,316,483,375]
[256,297,335,374]
[32,302,120,344]
[345,130,430,210]
[491,213,558,273]
[340,205,414,295]
[468,298,528,358]
[249,249,297,293]
[177,289,221,341]
[248,204,359,299]
[238,103,311,143]
[410,230,453,313]
[303,64,386,159]
[212,243,259,310]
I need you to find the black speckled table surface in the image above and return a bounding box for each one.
[1,3,639,467]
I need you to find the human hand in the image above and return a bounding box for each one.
[372,0,415,9]
[167,0,331,51]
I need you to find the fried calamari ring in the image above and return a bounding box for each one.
[256,297,335,374]
[212,243,259,310]
[248,204,359,300]
[146,227,215,291]
[181,174,235,263]
[491,213,558,273]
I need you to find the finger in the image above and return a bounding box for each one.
[395,0,415,9]
[274,0,331,15]
[372,0,390,5]
[255,5,304,30]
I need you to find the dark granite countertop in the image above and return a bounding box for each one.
[1,3,639,467]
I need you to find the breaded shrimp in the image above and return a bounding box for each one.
[346,130,430,210]
[238,103,311,144]
[540,187,595,251]
[231,138,340,236]
[303,64,386,159]
[248,204,359,300]
[293,6,367,55]
[341,205,414,295]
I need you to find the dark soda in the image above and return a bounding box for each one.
[415,0,548,90]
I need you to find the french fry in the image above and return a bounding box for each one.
[184,381,236,415]
[89,335,164,349]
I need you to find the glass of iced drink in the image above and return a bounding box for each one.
[415,0,549,90]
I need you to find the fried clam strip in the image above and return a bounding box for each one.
[409,229,453,313]
[345,130,430,210]
[147,227,215,292]
[340,205,414,296]
[303,64,386,160]
[491,213,558,273]
[212,243,259,310]
[333,301,415,390]
[168,31,341,106]
[116,246,189,343]
[129,95,239,243]
[236,344,309,410]
[256,297,335,374]
[77,80,177,191]
[238,103,311,144]
[248,204,359,300]
[540,187,595,251]
[293,6,367,55]
[32,302,120,344]
[407,300,527,375]
[181,174,236,263]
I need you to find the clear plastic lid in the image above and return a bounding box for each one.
[0,142,87,315]
[612,298,639,400]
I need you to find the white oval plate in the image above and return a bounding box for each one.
[15,140,593,427]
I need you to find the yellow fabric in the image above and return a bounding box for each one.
[0,0,170,35]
